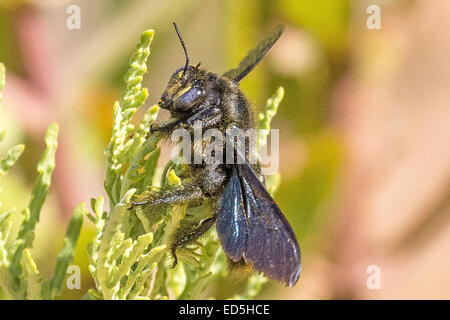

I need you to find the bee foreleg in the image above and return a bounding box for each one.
[148,111,220,137]
[184,111,221,129]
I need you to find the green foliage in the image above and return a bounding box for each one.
[0,64,84,300]
[258,86,284,148]
[0,26,285,300]
[86,29,285,300]
[86,29,167,300]
[104,29,158,207]
[42,202,84,300]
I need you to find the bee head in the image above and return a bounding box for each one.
[158,23,206,113]
[159,64,206,113]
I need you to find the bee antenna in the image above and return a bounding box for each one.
[173,22,189,76]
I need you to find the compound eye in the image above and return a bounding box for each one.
[173,87,205,111]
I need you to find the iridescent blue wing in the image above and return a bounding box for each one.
[216,166,248,261]
[216,163,301,287]
[222,25,284,83]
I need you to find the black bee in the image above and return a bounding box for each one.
[132,23,301,287]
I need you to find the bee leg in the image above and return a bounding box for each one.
[166,107,222,131]
[184,110,221,129]
[127,200,150,209]
[146,120,183,139]
[129,183,204,209]
[171,216,216,268]
[149,119,182,134]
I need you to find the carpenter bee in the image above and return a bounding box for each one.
[131,23,301,287]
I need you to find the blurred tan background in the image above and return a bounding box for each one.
[0,0,449,299]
